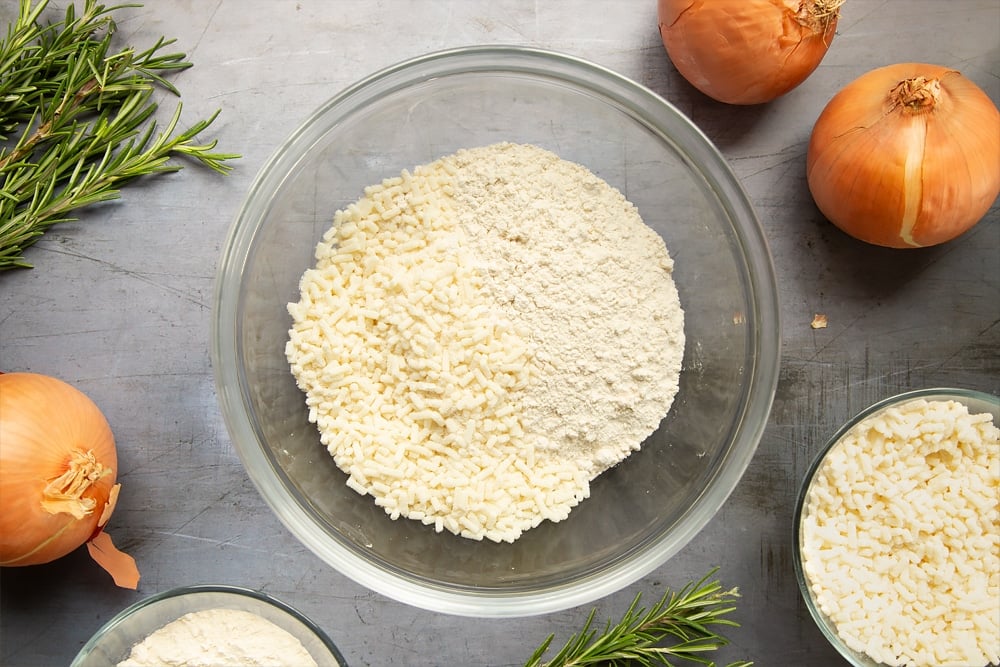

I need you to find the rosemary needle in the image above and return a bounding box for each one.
[0,0,240,270]
[524,569,753,667]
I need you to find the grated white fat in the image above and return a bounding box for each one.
[285,142,685,543]
[801,398,1000,667]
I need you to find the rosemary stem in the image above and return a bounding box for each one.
[0,0,239,270]
[523,569,753,667]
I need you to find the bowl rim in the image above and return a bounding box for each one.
[212,44,781,617]
[70,583,347,666]
[791,387,1000,667]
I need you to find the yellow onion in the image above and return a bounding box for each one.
[658,0,843,105]
[0,372,139,588]
[807,63,1000,248]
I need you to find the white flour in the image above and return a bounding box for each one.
[287,142,685,541]
[443,144,685,475]
[116,608,320,667]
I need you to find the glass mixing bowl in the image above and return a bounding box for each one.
[213,45,780,617]
[71,585,346,667]
[793,388,1000,667]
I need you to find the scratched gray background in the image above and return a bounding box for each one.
[1,1,998,665]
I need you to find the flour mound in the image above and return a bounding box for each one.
[116,609,320,667]
[444,144,685,474]
[287,142,685,543]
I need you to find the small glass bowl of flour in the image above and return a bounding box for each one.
[71,585,346,667]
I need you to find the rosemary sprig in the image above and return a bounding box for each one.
[524,569,753,667]
[0,0,239,270]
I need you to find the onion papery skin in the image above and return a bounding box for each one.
[807,63,1000,248]
[657,0,841,105]
[0,372,118,566]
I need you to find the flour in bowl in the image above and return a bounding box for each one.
[286,142,685,543]
[116,608,320,667]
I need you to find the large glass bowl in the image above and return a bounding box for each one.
[793,388,1000,667]
[71,585,346,667]
[212,45,780,617]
